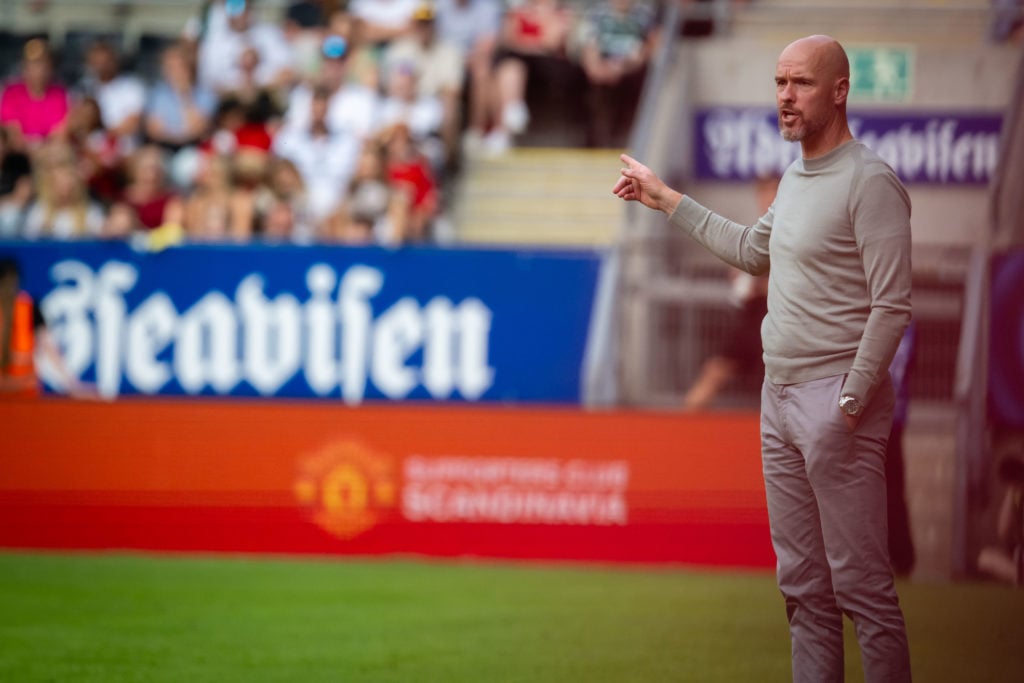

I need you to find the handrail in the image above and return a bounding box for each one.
[581,0,686,406]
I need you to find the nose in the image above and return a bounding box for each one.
[778,81,794,103]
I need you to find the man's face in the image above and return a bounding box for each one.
[774,43,835,143]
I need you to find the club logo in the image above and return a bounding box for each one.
[294,440,397,540]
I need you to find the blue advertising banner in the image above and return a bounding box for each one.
[990,250,1024,427]
[1,241,602,404]
[695,107,1003,184]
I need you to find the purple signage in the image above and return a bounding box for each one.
[694,107,1003,185]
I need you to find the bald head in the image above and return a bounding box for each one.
[779,35,849,86]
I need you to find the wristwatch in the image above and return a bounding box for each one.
[838,395,864,417]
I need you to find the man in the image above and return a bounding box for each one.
[578,0,659,148]
[613,35,912,682]
[280,35,380,143]
[197,0,295,96]
[383,2,464,166]
[78,40,147,147]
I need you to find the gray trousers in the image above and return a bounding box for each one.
[761,374,911,683]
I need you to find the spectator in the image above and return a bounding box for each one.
[281,35,380,141]
[144,41,219,154]
[0,129,33,238]
[197,0,296,96]
[384,2,464,169]
[0,38,70,152]
[183,152,255,241]
[107,144,184,234]
[326,138,406,245]
[202,96,274,197]
[257,155,315,242]
[221,44,288,131]
[434,0,503,153]
[64,96,125,205]
[381,122,439,242]
[577,0,658,148]
[324,9,380,89]
[273,84,363,223]
[21,140,106,240]
[78,40,148,148]
[379,61,446,171]
[0,256,94,397]
[977,455,1024,585]
[283,0,331,82]
[681,173,776,411]
[348,0,421,48]
[487,0,578,154]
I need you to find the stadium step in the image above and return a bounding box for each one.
[452,147,625,247]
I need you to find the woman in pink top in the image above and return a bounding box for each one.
[0,39,70,151]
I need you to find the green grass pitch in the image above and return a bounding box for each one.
[0,551,1022,682]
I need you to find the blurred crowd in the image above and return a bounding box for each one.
[0,0,662,248]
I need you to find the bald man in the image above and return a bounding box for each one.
[613,35,912,682]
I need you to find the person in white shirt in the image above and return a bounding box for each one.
[79,40,147,146]
[435,0,503,150]
[197,0,296,95]
[272,84,363,223]
[383,3,463,166]
[378,61,445,169]
[348,0,421,46]
[281,35,380,142]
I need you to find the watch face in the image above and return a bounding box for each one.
[840,397,862,416]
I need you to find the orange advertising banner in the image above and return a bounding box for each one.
[0,398,774,567]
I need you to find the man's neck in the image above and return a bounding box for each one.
[801,119,854,159]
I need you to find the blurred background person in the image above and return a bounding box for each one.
[577,0,659,148]
[433,0,503,158]
[144,41,219,155]
[381,122,439,243]
[325,137,407,245]
[106,144,184,236]
[324,8,381,89]
[0,256,95,398]
[283,0,332,82]
[0,38,70,153]
[348,0,420,49]
[486,0,578,155]
[256,155,315,243]
[182,152,255,242]
[273,84,362,226]
[77,39,147,151]
[681,173,776,411]
[281,35,380,143]
[383,2,464,171]
[378,61,446,173]
[197,0,296,97]
[0,128,34,238]
[65,95,126,206]
[21,140,106,241]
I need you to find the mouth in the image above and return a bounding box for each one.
[779,110,799,125]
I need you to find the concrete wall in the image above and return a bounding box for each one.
[655,36,1021,259]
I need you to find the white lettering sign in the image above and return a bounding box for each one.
[40,260,496,402]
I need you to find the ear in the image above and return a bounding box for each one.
[834,76,850,105]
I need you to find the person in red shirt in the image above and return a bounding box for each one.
[0,38,70,152]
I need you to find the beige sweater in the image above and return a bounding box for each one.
[670,140,912,406]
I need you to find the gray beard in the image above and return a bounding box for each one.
[779,125,802,142]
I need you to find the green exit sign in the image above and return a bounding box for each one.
[846,46,914,102]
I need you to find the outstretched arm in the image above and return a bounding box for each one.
[613,154,772,276]
[612,154,683,215]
